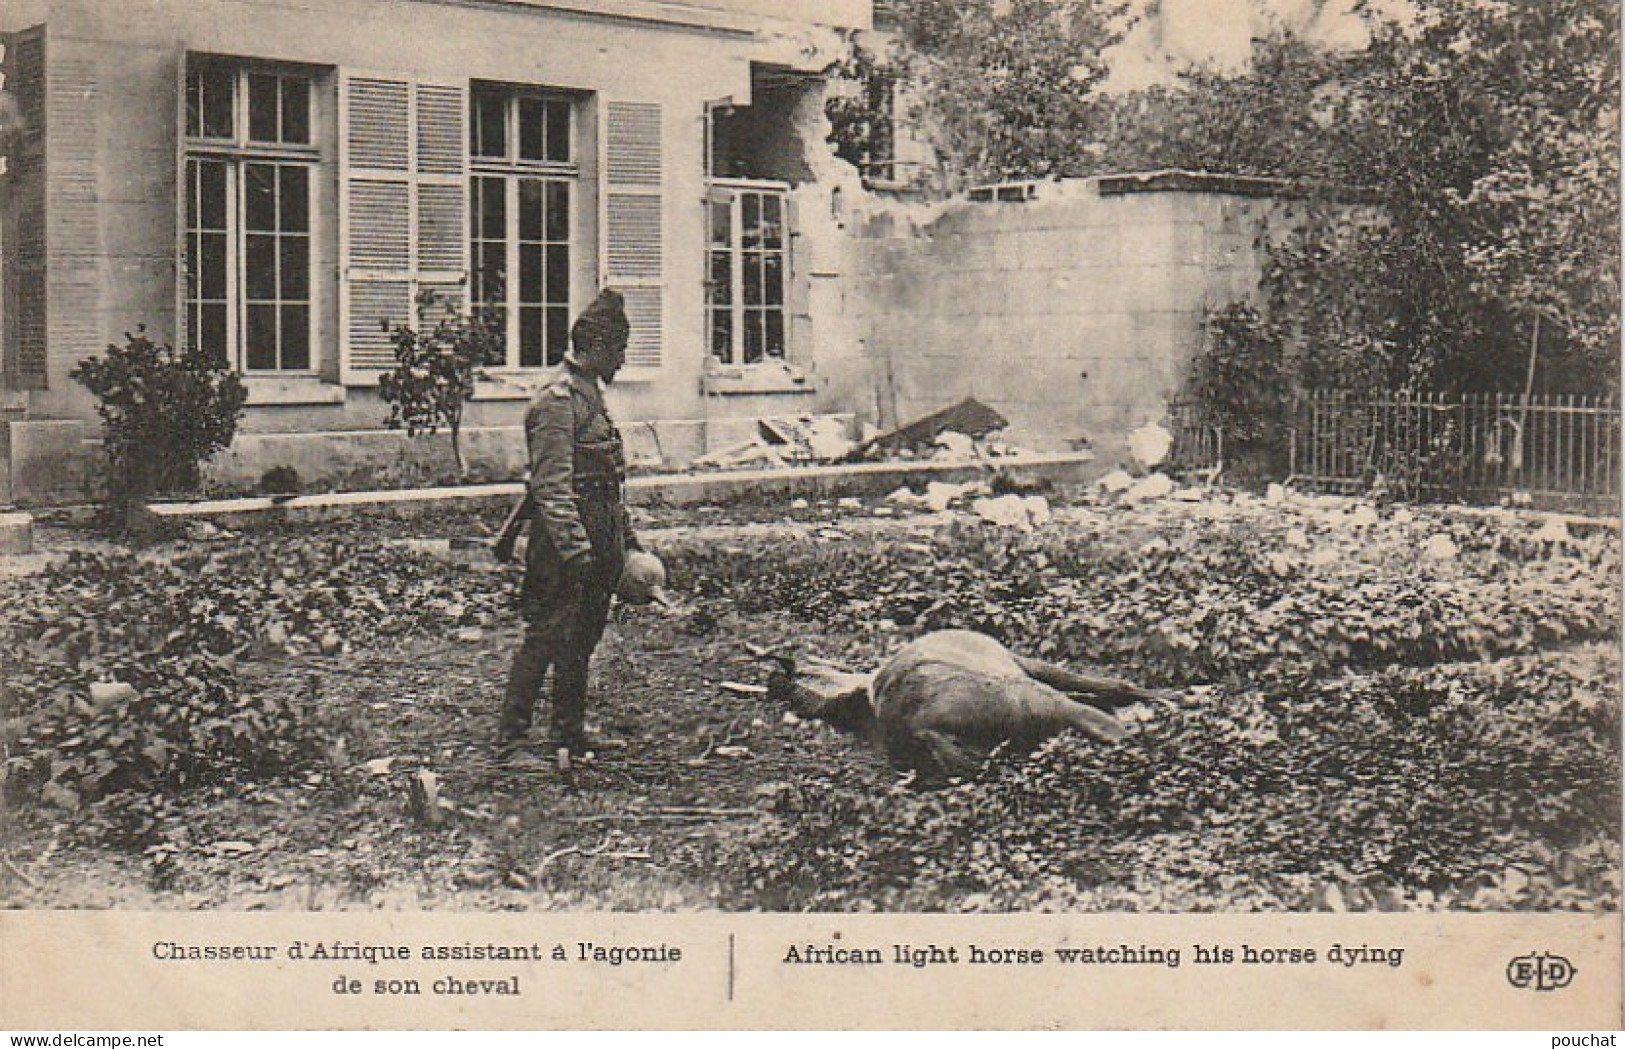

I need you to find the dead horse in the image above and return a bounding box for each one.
[768,629,1173,779]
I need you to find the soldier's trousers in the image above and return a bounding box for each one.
[499,497,626,745]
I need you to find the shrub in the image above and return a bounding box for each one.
[1189,303,1289,447]
[71,329,247,530]
[378,293,501,481]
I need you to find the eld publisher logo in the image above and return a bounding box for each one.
[1506,952,1577,991]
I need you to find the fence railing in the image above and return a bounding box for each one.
[1168,392,1622,515]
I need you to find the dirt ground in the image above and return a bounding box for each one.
[1,490,1619,911]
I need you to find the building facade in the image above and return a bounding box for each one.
[0,0,871,501]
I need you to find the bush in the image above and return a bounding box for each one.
[71,329,247,529]
[378,294,501,481]
[1189,302,1289,454]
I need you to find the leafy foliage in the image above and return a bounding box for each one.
[1189,303,1289,449]
[70,330,247,526]
[830,0,1129,189]
[729,651,1620,912]
[378,294,502,480]
[0,537,514,830]
[1096,2,1620,393]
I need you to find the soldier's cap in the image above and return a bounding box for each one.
[571,288,631,356]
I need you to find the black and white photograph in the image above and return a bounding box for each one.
[0,0,1619,1032]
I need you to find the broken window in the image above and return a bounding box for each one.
[469,85,576,369]
[184,59,318,372]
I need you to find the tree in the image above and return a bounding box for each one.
[829,0,1130,189]
[377,293,502,481]
[1094,0,1619,394]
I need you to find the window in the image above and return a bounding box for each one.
[184,60,318,372]
[707,181,788,365]
[469,86,575,369]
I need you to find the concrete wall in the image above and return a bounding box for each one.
[1,0,869,502]
[835,179,1286,466]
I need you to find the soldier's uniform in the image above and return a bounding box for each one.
[499,301,638,754]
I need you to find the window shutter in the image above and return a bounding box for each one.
[602,101,663,369]
[339,73,467,380]
[4,26,48,389]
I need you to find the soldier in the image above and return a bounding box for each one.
[498,288,641,762]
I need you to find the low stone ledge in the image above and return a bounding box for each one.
[144,453,1098,524]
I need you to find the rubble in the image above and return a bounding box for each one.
[1128,422,1174,471]
[1423,534,1460,560]
[1097,470,1135,493]
[848,397,1009,461]
[970,494,1052,531]
[1123,474,1176,503]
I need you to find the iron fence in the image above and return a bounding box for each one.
[1164,392,1621,514]
[1288,390,1621,514]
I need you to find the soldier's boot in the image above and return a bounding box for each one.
[498,627,555,760]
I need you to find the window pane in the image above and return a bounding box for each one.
[709,251,732,305]
[474,243,507,304]
[761,194,783,249]
[764,253,784,306]
[246,305,278,370]
[765,310,785,359]
[200,234,228,300]
[545,182,569,242]
[245,165,277,232]
[710,201,731,248]
[200,305,229,365]
[546,307,569,364]
[742,252,763,305]
[710,309,733,362]
[279,165,310,232]
[518,97,546,161]
[185,71,203,138]
[478,307,507,366]
[281,305,311,370]
[201,66,234,138]
[545,245,569,306]
[199,161,228,229]
[518,179,544,241]
[741,194,761,249]
[519,308,544,368]
[186,236,201,299]
[248,73,280,142]
[281,77,311,144]
[743,311,764,364]
[473,94,506,158]
[519,244,542,303]
[545,99,571,162]
[280,236,310,299]
[186,160,199,226]
[478,177,506,239]
[246,234,278,300]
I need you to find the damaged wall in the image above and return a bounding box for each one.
[833,177,1298,466]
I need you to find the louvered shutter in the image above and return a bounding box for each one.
[602,101,664,370]
[4,26,48,389]
[339,73,467,381]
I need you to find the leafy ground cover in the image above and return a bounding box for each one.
[0,489,1618,911]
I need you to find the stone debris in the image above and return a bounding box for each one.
[970,494,1051,531]
[1423,534,1460,560]
[1124,473,1176,503]
[1097,469,1135,493]
[1532,517,1573,545]
[89,681,138,712]
[933,430,978,459]
[1128,421,1174,471]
